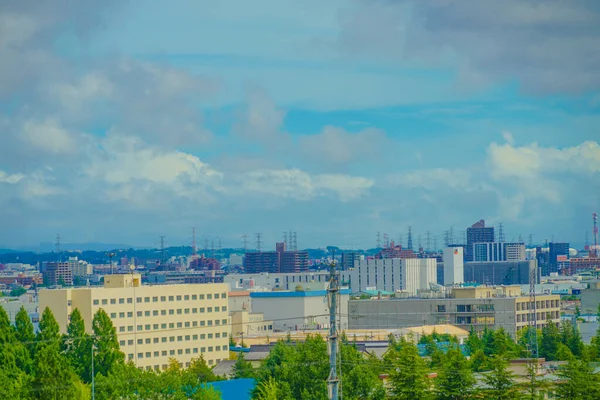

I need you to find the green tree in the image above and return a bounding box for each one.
[32,307,80,400]
[555,358,600,399]
[539,319,561,361]
[465,327,483,355]
[9,286,27,297]
[469,349,489,372]
[253,377,293,400]
[388,340,431,400]
[187,355,220,382]
[560,320,583,358]
[435,347,476,400]
[14,306,35,344]
[63,308,92,382]
[233,352,255,379]
[520,359,545,400]
[575,305,581,319]
[482,356,519,400]
[0,307,29,399]
[339,343,385,400]
[92,309,124,377]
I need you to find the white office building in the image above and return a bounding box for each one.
[349,258,437,295]
[473,242,526,262]
[444,247,464,285]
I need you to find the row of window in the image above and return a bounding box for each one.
[108,306,227,320]
[516,299,559,311]
[517,311,559,322]
[119,331,228,347]
[142,359,221,371]
[117,318,229,333]
[92,292,227,306]
[126,345,227,361]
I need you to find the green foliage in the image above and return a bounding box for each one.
[9,286,27,297]
[481,356,519,400]
[465,327,483,355]
[233,352,255,379]
[469,349,489,372]
[37,307,61,345]
[188,355,220,382]
[388,340,431,400]
[253,377,293,400]
[92,308,124,377]
[555,358,600,399]
[435,347,476,400]
[63,308,92,382]
[14,306,35,344]
[560,320,584,358]
[539,319,561,361]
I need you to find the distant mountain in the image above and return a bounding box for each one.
[0,248,17,254]
[4,242,140,253]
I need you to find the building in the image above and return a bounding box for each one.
[549,243,570,272]
[341,252,361,270]
[563,257,600,275]
[348,285,560,337]
[251,289,350,332]
[350,258,437,295]
[67,257,93,278]
[375,243,417,259]
[38,274,230,370]
[244,242,308,274]
[464,260,537,286]
[0,272,43,287]
[225,272,333,292]
[230,311,273,337]
[42,262,73,286]
[443,247,464,285]
[228,291,252,312]
[473,242,526,262]
[466,219,495,262]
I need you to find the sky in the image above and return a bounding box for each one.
[0,0,599,250]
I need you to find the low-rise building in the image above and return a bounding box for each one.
[464,260,537,285]
[348,285,560,337]
[251,289,350,332]
[350,258,437,295]
[39,274,230,370]
[230,311,273,337]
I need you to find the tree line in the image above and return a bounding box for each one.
[0,306,222,399]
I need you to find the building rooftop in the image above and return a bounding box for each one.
[250,289,351,298]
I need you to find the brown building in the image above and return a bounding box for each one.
[375,242,416,259]
[43,262,73,286]
[0,273,43,287]
[244,242,308,274]
[563,257,600,275]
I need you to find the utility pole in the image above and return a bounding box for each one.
[106,252,116,274]
[327,254,339,400]
[91,341,95,400]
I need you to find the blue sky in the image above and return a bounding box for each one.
[0,0,599,250]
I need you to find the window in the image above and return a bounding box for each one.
[215,333,220,338]
[153,324,159,330]
[127,298,133,304]
[137,311,142,317]
[169,323,174,328]
[93,299,99,305]
[119,298,125,304]
[177,309,182,315]
[215,319,220,325]
[153,338,159,344]
[110,299,116,305]
[145,352,151,358]
[208,333,213,339]
[457,305,466,313]
[200,321,205,327]
[193,348,198,353]
[160,296,166,302]
[215,306,220,312]
[184,308,190,314]
[185,335,190,341]
[128,339,134,345]
[161,323,167,329]
[145,338,151,344]
[119,312,125,318]
[169,309,174,315]
[208,346,213,352]
[161,337,167,343]
[154,351,159,357]
[437,305,446,313]
[208,320,213,326]
[200,308,205,313]
[221,292,226,299]
[170,337,175,342]
[119,326,125,332]
[128,354,134,360]
[137,339,143,345]
[152,296,158,302]
[176,295,182,301]
[201,347,206,353]
[192,295,197,300]
[161,310,166,316]
[168,296,174,301]
[177,322,182,328]
[144,311,150,317]
[177,336,183,342]
[214,293,219,299]
[185,348,191,354]
[185,322,190,327]
[184,295,189,301]
[137,325,143,331]
[222,306,227,312]
[200,334,206,340]
[192,321,198,327]
[177,349,183,355]
[207,294,212,300]
[193,334,198,340]
[199,294,205,300]
[145,324,150,330]
[192,308,198,313]
[144,297,150,303]
[216,346,221,351]
[120,340,125,346]
[162,350,167,356]
[222,319,227,325]
[110,312,117,319]
[127,312,133,318]
[153,310,158,316]
[223,332,228,337]
[102,299,108,305]
[136,297,142,303]
[207,307,212,313]
[223,345,228,351]
[128,326,133,332]
[170,350,175,356]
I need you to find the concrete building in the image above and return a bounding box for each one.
[464,260,537,285]
[581,280,600,314]
[39,274,229,370]
[42,262,73,286]
[350,258,437,295]
[341,252,362,270]
[473,242,526,262]
[228,291,252,312]
[230,311,273,337]
[244,242,308,273]
[443,247,464,285]
[466,219,495,262]
[68,257,93,278]
[251,289,350,332]
[549,242,570,271]
[225,272,332,292]
[348,285,560,337]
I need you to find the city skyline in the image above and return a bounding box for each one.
[1,1,599,249]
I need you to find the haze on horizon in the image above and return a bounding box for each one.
[1,0,599,250]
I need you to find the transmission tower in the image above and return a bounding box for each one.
[55,234,62,261]
[292,232,298,251]
[449,226,454,245]
[594,212,599,257]
[407,226,413,250]
[433,237,438,252]
[256,233,262,252]
[159,236,166,263]
[528,234,533,247]
[242,234,248,253]
[444,231,450,247]
[376,232,381,248]
[418,235,422,250]
[283,232,288,246]
[426,231,431,251]
[191,228,197,259]
[383,233,389,248]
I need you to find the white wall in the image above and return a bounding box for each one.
[443,247,464,285]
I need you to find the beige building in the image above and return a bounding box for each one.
[39,274,230,371]
[230,311,273,337]
[349,285,560,337]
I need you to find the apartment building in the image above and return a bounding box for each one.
[38,274,230,371]
[473,242,526,262]
[348,285,560,338]
[42,261,73,286]
[350,258,437,295]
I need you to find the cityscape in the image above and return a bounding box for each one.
[2,1,600,399]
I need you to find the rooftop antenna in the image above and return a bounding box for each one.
[407,226,413,250]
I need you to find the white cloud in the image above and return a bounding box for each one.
[0,170,25,184]
[387,168,472,191]
[233,87,286,144]
[21,118,77,154]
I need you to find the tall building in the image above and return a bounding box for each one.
[341,252,361,270]
[473,242,526,262]
[443,247,464,285]
[243,242,308,273]
[42,262,73,286]
[68,257,93,277]
[39,274,230,370]
[464,260,537,285]
[549,242,569,272]
[466,219,495,262]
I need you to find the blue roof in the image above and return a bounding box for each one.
[251,289,351,298]
[205,378,256,400]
